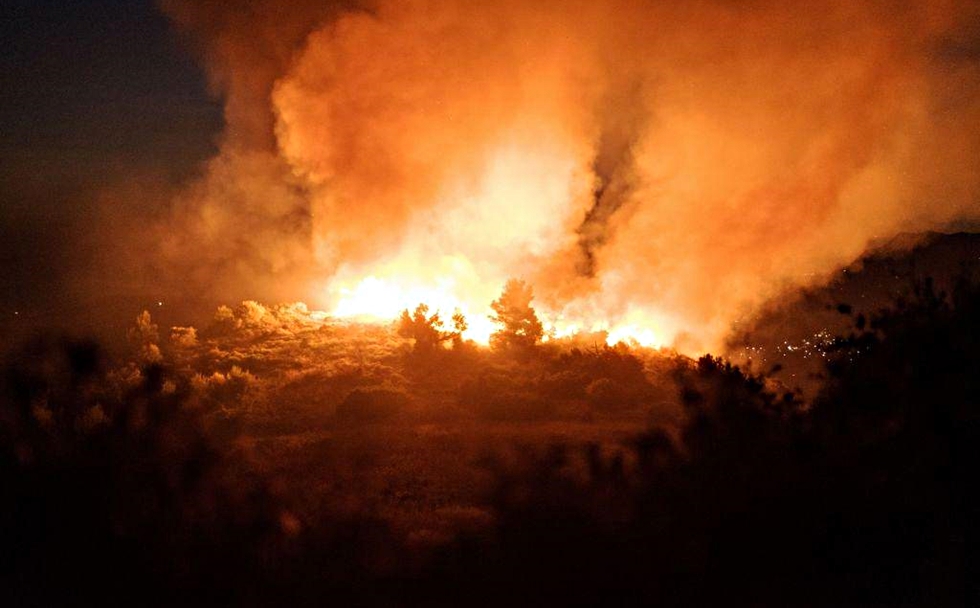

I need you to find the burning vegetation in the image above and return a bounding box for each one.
[3,0,980,605]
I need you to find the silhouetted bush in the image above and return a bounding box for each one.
[552,345,653,409]
[459,370,555,421]
[584,377,625,409]
[0,336,287,606]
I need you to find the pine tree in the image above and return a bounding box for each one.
[489,279,543,350]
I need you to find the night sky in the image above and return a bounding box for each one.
[0,0,220,314]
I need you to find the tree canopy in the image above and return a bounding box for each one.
[397,303,466,352]
[489,279,544,350]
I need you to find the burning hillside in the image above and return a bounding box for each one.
[62,0,976,356]
[2,0,980,605]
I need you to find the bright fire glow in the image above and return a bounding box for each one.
[317,140,675,350]
[327,273,671,349]
[329,275,497,344]
[606,324,660,348]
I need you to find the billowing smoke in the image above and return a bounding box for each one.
[140,0,980,351]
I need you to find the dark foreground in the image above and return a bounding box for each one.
[2,275,978,607]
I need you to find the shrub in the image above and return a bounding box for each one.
[334,388,409,424]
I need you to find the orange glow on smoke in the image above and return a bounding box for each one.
[150,0,980,357]
[317,141,676,349]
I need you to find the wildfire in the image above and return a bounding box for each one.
[311,130,675,349]
[324,272,670,349]
[328,274,497,343]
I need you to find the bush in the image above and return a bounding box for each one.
[585,377,627,409]
[334,388,409,424]
[458,371,555,421]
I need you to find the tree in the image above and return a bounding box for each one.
[489,279,544,351]
[128,310,162,363]
[397,304,446,352]
[450,310,468,348]
[397,304,471,352]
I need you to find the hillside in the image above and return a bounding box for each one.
[727,232,980,394]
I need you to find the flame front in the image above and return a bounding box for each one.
[327,272,671,349]
[328,274,497,344]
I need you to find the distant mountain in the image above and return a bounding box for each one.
[726,232,980,395]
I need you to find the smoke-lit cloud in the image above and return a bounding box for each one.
[143,0,980,351]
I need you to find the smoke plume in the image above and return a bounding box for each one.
[143,0,980,351]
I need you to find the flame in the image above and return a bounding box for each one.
[328,274,497,344]
[326,271,672,349]
[606,324,661,349]
[316,139,676,349]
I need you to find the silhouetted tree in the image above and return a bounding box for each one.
[397,304,447,353]
[450,309,468,348]
[397,304,472,353]
[489,279,543,351]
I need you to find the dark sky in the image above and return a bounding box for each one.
[0,0,220,318]
[1,0,220,203]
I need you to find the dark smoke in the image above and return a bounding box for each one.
[576,78,649,278]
